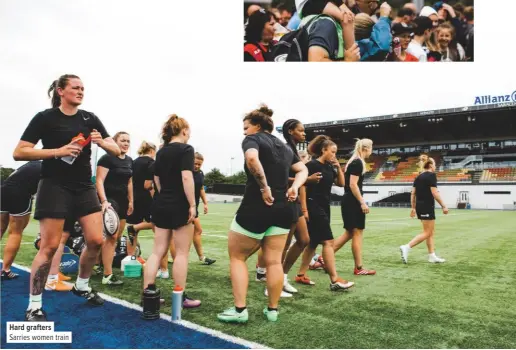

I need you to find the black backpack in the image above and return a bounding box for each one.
[271,15,324,62]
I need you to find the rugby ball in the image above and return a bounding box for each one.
[103,206,120,236]
[34,234,41,250]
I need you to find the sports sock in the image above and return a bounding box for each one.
[199,256,205,262]
[27,294,42,311]
[257,267,266,274]
[235,306,246,313]
[47,274,58,283]
[283,273,288,282]
[75,277,91,292]
[267,307,278,311]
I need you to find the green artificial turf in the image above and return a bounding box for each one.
[2,204,516,348]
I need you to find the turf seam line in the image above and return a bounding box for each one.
[5,261,269,349]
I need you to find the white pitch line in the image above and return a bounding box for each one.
[5,261,269,349]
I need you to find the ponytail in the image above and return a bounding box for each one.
[137,141,157,156]
[307,135,335,157]
[423,158,435,170]
[161,114,189,144]
[47,74,80,108]
[345,138,373,175]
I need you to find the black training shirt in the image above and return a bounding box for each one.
[307,17,341,60]
[413,171,437,206]
[344,159,364,195]
[20,108,109,190]
[2,161,42,196]
[132,156,154,200]
[306,159,336,208]
[194,170,205,207]
[153,142,194,206]
[241,133,296,206]
[97,154,133,198]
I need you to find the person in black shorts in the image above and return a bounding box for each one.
[126,141,157,262]
[217,105,308,324]
[142,114,201,311]
[169,152,216,267]
[13,74,120,321]
[295,135,354,291]
[334,138,376,275]
[1,161,41,280]
[95,131,133,286]
[400,158,449,264]
[279,119,312,293]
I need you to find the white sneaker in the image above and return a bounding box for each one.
[283,280,298,294]
[156,269,170,279]
[264,288,292,298]
[428,255,446,263]
[400,245,410,264]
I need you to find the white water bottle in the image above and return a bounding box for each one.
[172,285,183,321]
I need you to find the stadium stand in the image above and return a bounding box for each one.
[292,102,516,210]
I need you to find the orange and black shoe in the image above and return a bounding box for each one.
[295,274,315,285]
[354,267,376,275]
[58,272,71,281]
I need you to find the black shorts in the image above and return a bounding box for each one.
[416,203,436,220]
[235,200,292,234]
[0,185,33,216]
[34,179,101,221]
[151,199,190,230]
[301,0,332,17]
[306,199,333,248]
[341,193,366,231]
[107,194,129,220]
[127,194,152,224]
[290,201,303,224]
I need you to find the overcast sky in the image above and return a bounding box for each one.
[1,0,515,175]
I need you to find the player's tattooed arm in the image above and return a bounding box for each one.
[31,260,51,295]
[245,149,268,189]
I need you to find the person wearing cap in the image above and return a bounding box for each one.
[244,9,277,62]
[419,6,439,27]
[406,16,434,62]
[387,23,419,62]
[418,5,442,58]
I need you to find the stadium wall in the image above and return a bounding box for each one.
[358,184,516,210]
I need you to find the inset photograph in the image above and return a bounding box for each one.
[244,0,474,62]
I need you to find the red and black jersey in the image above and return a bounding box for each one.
[244,42,273,62]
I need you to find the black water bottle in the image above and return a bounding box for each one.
[142,284,161,320]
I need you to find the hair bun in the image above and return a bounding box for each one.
[258,104,273,117]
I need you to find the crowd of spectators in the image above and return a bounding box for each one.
[244,0,474,62]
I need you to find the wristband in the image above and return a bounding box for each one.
[260,186,271,193]
[54,149,58,159]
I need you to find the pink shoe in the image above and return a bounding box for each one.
[183,294,201,308]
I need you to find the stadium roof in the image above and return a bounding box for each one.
[276,102,516,148]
